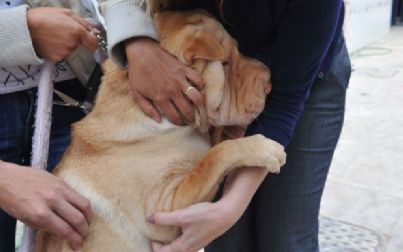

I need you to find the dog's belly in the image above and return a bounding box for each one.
[55,128,211,248]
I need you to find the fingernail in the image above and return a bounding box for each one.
[88,27,100,33]
[148,214,155,224]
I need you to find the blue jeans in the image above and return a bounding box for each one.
[206,38,351,252]
[0,79,86,251]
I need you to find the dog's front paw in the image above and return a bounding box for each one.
[248,134,286,174]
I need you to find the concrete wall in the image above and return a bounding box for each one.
[344,0,393,52]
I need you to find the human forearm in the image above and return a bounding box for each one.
[100,0,158,67]
[219,166,269,218]
[246,89,305,147]
[0,6,43,67]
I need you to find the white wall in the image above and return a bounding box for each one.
[345,0,393,52]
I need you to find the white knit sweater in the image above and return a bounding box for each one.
[99,0,159,67]
[0,4,43,67]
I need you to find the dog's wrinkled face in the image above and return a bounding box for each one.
[154,11,271,128]
[220,55,271,126]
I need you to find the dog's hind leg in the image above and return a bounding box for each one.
[170,134,286,210]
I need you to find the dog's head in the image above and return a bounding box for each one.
[154,10,271,132]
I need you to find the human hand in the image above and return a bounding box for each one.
[125,37,204,125]
[149,166,269,252]
[0,161,92,250]
[27,7,98,61]
[149,200,241,252]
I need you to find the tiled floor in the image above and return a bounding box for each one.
[320,27,403,252]
[319,217,385,251]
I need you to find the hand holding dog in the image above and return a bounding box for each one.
[0,161,91,250]
[150,201,233,252]
[150,166,269,252]
[125,37,204,125]
[27,7,98,62]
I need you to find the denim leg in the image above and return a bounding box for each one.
[207,38,351,252]
[0,90,34,252]
[253,63,349,252]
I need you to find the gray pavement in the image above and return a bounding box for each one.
[320,27,403,252]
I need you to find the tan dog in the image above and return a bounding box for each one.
[35,10,286,252]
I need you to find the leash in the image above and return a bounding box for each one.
[18,60,55,252]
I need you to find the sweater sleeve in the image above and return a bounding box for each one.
[0,5,43,67]
[246,0,343,147]
[100,0,159,67]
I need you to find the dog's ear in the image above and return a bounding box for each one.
[183,30,225,64]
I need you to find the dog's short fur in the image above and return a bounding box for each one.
[35,10,286,252]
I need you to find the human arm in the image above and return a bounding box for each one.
[0,5,42,66]
[100,0,204,125]
[99,0,158,66]
[150,166,268,252]
[247,0,344,147]
[0,161,92,250]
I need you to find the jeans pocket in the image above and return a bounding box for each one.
[328,38,352,90]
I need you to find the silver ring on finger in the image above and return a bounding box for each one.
[184,86,197,97]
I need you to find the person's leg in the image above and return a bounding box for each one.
[207,37,351,252]
[0,90,35,251]
[252,37,351,252]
